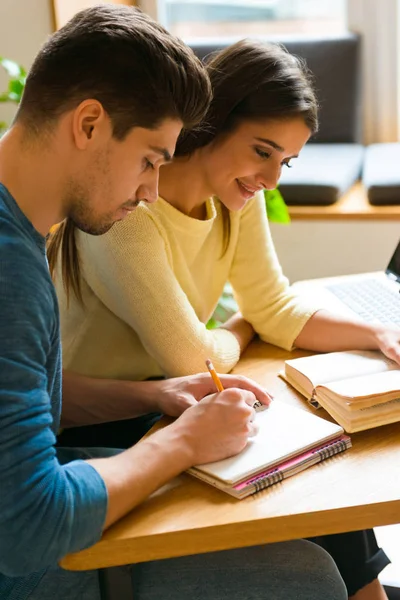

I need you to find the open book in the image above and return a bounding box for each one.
[188,401,350,499]
[283,350,400,432]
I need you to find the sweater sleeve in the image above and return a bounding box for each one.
[0,239,107,576]
[229,193,322,350]
[79,208,241,376]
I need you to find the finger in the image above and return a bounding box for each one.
[219,374,273,405]
[242,390,258,408]
[387,348,400,366]
[380,343,400,366]
[247,420,259,438]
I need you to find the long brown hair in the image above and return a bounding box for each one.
[175,39,319,252]
[42,5,211,303]
[48,220,82,304]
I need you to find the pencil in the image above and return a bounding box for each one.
[205,359,224,392]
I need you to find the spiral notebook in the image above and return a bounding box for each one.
[188,401,351,499]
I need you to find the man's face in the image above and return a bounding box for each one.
[65,117,182,235]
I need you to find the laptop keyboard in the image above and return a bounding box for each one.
[327,278,400,326]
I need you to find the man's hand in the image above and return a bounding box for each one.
[90,386,260,529]
[168,387,258,465]
[155,372,272,417]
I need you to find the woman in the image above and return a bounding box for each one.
[49,40,393,599]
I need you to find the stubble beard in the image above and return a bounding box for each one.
[64,180,116,236]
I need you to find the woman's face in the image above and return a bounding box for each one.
[201,116,311,211]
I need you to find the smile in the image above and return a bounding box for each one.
[236,179,262,199]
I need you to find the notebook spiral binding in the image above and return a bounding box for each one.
[252,439,348,494]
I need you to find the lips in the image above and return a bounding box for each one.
[236,179,262,199]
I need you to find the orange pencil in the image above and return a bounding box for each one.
[205,359,224,392]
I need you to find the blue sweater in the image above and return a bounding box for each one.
[0,184,108,598]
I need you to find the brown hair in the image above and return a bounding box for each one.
[41,4,211,303]
[175,39,318,252]
[176,39,318,157]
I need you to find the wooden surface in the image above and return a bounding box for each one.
[61,340,400,571]
[289,182,400,220]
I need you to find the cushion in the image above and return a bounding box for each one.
[363,143,400,205]
[279,143,364,206]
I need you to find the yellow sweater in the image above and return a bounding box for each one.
[57,192,320,380]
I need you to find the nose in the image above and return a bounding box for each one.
[137,168,159,204]
[258,163,282,191]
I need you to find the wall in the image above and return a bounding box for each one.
[0,0,53,127]
[270,221,400,283]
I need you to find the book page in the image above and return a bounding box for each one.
[286,350,397,388]
[321,369,400,401]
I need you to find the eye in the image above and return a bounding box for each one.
[255,147,271,160]
[144,158,155,171]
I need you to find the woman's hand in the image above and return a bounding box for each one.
[372,326,400,365]
[154,372,272,417]
[295,310,400,365]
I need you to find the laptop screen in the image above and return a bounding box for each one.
[386,239,400,282]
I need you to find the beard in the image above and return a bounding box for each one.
[70,205,116,236]
[63,176,117,236]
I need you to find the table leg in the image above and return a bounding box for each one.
[99,566,134,600]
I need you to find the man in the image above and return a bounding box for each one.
[0,5,346,599]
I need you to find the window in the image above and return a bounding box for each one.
[51,0,135,30]
[157,0,347,39]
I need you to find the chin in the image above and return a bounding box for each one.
[220,195,249,212]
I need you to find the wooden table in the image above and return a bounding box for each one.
[60,339,400,598]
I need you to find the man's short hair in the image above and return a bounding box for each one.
[16,5,211,138]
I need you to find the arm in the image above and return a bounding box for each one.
[229,193,321,350]
[77,205,241,376]
[88,386,258,529]
[228,194,400,363]
[220,312,255,353]
[61,370,161,427]
[0,246,107,576]
[0,241,263,575]
[61,369,272,427]
[294,309,400,364]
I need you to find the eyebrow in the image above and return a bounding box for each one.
[255,137,285,153]
[255,137,299,160]
[149,146,172,163]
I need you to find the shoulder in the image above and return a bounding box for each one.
[240,191,266,216]
[233,192,268,231]
[0,220,56,330]
[79,201,169,253]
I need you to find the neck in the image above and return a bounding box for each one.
[0,124,67,236]
[159,149,214,218]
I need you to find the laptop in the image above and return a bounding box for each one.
[292,239,400,328]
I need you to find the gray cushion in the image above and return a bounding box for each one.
[363,143,400,205]
[189,33,362,144]
[278,144,364,206]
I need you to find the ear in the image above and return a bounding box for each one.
[71,100,109,150]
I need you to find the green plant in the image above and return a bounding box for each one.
[0,57,26,134]
[264,187,290,224]
[207,188,290,328]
